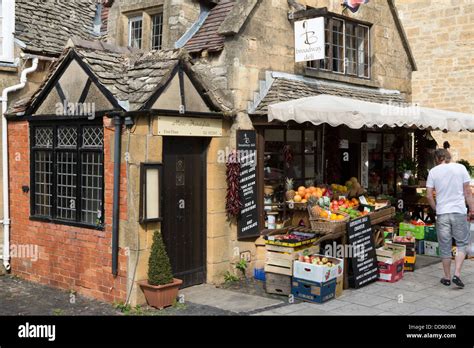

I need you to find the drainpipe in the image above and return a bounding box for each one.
[1,58,39,271]
[112,115,122,277]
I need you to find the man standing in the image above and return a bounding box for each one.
[426,149,474,288]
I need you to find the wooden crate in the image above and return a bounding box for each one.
[264,243,320,276]
[265,272,292,296]
[370,207,396,225]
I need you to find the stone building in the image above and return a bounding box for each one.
[397,0,474,164]
[3,0,425,306]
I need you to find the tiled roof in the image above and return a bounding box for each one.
[15,0,98,56]
[184,0,236,54]
[7,39,228,115]
[252,75,407,115]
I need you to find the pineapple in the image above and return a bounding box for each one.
[285,178,296,201]
[307,196,322,218]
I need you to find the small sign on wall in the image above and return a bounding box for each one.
[157,116,223,137]
[294,17,325,63]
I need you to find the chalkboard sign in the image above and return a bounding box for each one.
[347,216,379,288]
[237,130,259,240]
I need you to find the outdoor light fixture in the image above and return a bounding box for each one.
[139,163,163,223]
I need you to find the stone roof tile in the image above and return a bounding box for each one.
[253,77,407,114]
[15,0,98,56]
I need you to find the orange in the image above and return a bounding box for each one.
[305,193,312,200]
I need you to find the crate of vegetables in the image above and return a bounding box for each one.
[264,231,318,247]
[399,221,426,240]
[393,235,416,257]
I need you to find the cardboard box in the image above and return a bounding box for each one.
[376,243,406,264]
[424,241,440,257]
[378,258,404,283]
[293,255,344,283]
[291,278,337,304]
[416,240,425,255]
[399,223,425,240]
[424,226,437,242]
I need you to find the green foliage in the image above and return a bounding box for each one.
[114,302,132,313]
[457,160,473,176]
[148,231,174,286]
[235,259,248,278]
[397,159,417,173]
[224,271,239,284]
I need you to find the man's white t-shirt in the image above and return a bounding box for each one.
[426,163,471,215]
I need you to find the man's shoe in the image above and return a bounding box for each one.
[440,278,451,286]
[452,276,465,288]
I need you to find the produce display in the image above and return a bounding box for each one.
[297,255,336,268]
[394,235,415,243]
[265,231,317,246]
[330,198,360,212]
[285,180,332,205]
[339,207,369,220]
[345,177,366,198]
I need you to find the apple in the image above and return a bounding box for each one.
[298,255,305,262]
[304,256,310,263]
[322,257,328,264]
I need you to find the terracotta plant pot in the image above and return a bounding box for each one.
[139,278,183,309]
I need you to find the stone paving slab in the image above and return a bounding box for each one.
[180,284,284,314]
[374,300,426,315]
[411,295,468,312]
[338,292,392,307]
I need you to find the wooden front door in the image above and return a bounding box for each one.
[163,137,209,288]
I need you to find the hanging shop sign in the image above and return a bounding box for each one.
[237,130,259,240]
[157,116,222,137]
[294,17,325,63]
[343,0,370,13]
[347,216,379,288]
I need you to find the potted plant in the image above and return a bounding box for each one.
[139,231,182,309]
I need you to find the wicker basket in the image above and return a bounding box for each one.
[310,212,350,235]
[286,201,308,211]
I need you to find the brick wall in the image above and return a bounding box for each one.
[397,0,474,163]
[7,118,129,303]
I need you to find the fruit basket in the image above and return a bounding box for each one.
[286,201,308,211]
[309,212,350,235]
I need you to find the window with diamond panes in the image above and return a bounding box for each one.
[31,124,104,227]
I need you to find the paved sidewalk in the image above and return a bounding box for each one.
[256,259,474,316]
[2,258,473,316]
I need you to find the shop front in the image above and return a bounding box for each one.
[246,77,474,302]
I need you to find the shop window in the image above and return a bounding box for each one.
[0,0,15,63]
[128,16,143,49]
[263,128,322,205]
[308,17,370,78]
[139,163,163,223]
[30,124,104,228]
[151,13,163,50]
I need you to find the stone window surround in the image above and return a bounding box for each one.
[307,15,372,81]
[121,5,164,51]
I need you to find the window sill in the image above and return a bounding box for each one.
[305,67,379,88]
[0,62,18,73]
[30,216,105,231]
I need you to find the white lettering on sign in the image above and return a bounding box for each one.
[158,116,223,137]
[294,17,325,63]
